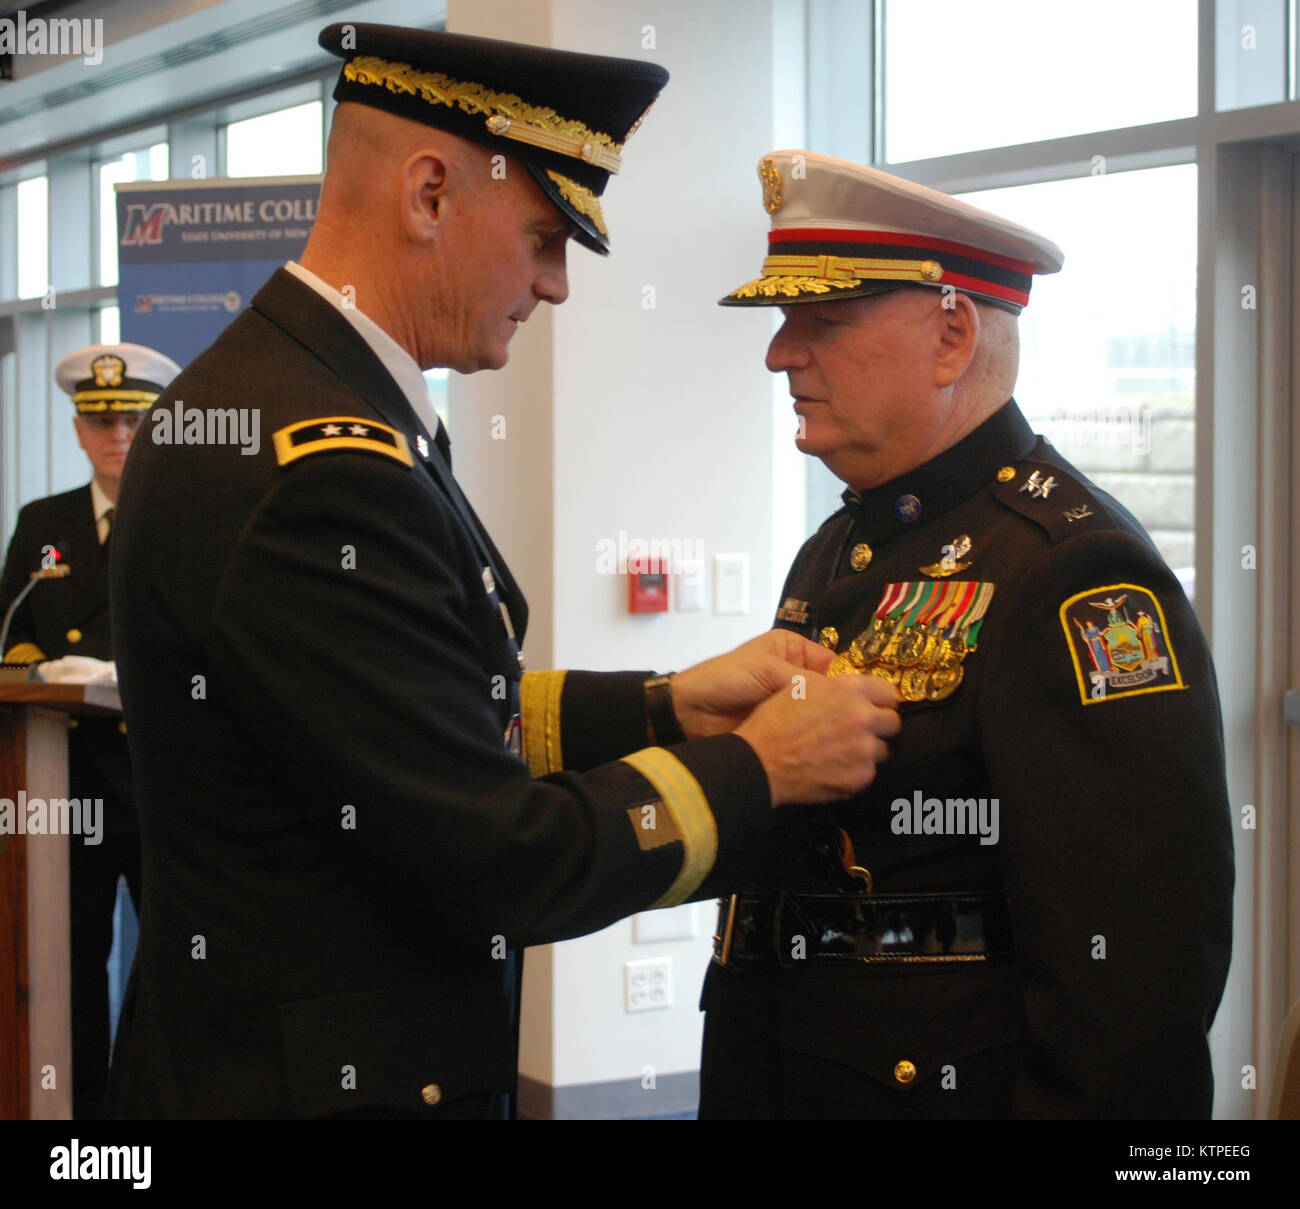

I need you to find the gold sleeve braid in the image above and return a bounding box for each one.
[520,669,567,777]
[620,747,717,907]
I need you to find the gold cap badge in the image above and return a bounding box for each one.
[760,158,783,214]
[91,354,125,388]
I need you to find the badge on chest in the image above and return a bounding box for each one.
[826,580,995,702]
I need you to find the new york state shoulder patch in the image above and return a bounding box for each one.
[1060,582,1185,705]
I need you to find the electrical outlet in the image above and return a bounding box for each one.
[624,956,672,1012]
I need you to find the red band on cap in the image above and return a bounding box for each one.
[932,270,1030,308]
[769,227,1037,276]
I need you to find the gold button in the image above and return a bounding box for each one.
[420,1083,442,1107]
[117,720,128,735]
[996,466,1016,483]
[920,259,943,281]
[66,629,82,644]
[819,626,839,649]
[67,718,78,730]
[894,1059,917,1085]
[849,543,873,572]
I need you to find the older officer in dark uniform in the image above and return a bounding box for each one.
[104,33,898,1119]
[0,341,179,1117]
[699,151,1234,1119]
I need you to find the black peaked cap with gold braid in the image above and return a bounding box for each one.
[319,23,669,254]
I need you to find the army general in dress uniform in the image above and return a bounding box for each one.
[0,341,180,1117]
[698,152,1234,1119]
[103,32,898,1119]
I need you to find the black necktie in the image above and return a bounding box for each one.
[103,507,114,549]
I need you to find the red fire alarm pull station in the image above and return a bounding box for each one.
[628,559,669,613]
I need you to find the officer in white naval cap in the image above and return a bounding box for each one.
[0,340,179,1117]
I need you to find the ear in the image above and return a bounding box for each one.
[399,149,451,244]
[932,290,980,388]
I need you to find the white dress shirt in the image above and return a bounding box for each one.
[90,477,115,545]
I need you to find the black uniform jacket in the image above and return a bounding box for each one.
[1,485,135,829]
[105,269,770,1119]
[700,401,1234,1119]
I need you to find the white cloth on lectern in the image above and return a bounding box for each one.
[36,656,117,685]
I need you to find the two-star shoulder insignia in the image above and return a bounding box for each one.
[990,459,1108,543]
[273,417,414,470]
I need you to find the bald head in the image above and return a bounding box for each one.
[299,102,573,372]
[307,101,494,276]
[320,102,488,215]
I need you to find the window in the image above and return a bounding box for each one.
[225,101,323,178]
[1215,0,1291,110]
[424,368,449,429]
[883,0,1198,162]
[16,176,48,300]
[958,166,1198,580]
[98,306,120,345]
[97,143,169,287]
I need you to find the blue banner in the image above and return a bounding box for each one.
[116,176,321,367]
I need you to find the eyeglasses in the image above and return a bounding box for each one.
[79,413,145,432]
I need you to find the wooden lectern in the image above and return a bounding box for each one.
[0,682,123,1120]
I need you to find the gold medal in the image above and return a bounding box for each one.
[896,625,933,666]
[828,652,858,678]
[855,622,889,664]
[926,666,964,700]
[899,667,930,701]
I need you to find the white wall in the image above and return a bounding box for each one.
[447,0,797,1101]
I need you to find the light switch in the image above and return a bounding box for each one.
[714,553,749,615]
[676,559,705,612]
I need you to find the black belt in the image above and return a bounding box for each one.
[712,890,1014,969]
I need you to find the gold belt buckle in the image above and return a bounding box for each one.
[714,894,739,966]
[847,865,873,894]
